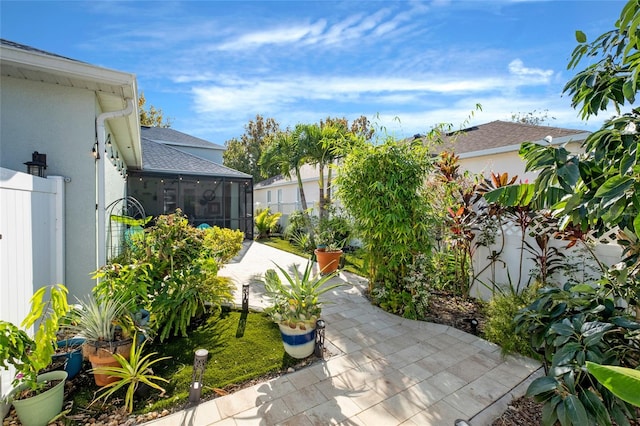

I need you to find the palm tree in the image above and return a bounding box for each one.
[260,128,309,212]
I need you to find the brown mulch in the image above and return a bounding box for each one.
[424,290,486,336]
[491,396,543,426]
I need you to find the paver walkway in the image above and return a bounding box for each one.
[146,242,541,426]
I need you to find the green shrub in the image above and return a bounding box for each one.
[94,210,235,342]
[336,139,433,291]
[254,208,282,239]
[283,209,313,241]
[483,286,538,358]
[515,283,640,425]
[203,226,244,263]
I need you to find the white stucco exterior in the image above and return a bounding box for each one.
[458,138,586,181]
[0,41,140,298]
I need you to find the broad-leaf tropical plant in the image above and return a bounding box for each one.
[0,284,70,392]
[586,361,640,408]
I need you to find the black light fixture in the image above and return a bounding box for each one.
[242,284,250,312]
[314,319,326,358]
[24,151,47,177]
[189,349,209,404]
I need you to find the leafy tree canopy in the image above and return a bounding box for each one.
[138,92,172,128]
[223,115,280,181]
[510,109,556,126]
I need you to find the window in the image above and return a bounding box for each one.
[277,189,283,203]
[267,190,272,203]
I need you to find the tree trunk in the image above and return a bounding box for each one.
[325,166,333,212]
[318,164,326,220]
[295,166,308,211]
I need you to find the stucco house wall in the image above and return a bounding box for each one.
[459,139,585,181]
[0,77,99,296]
[0,39,140,298]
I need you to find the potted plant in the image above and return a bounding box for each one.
[263,260,343,358]
[314,230,345,275]
[90,335,170,413]
[68,295,134,386]
[0,284,70,426]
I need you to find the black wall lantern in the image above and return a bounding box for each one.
[24,151,47,177]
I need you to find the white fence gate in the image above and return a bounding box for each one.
[0,167,65,404]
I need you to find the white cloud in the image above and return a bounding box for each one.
[217,20,327,50]
[190,70,557,117]
[508,59,554,81]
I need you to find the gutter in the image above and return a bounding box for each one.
[95,98,134,271]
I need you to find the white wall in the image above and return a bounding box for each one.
[470,220,622,300]
[459,141,584,181]
[0,76,127,297]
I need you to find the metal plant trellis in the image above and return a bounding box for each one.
[106,196,149,260]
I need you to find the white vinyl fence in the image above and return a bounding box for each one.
[470,214,623,300]
[0,167,65,403]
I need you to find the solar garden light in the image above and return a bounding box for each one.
[189,349,208,404]
[314,319,326,358]
[242,283,249,312]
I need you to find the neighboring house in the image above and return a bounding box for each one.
[432,120,590,180]
[254,163,322,217]
[255,121,591,221]
[128,126,253,237]
[0,39,141,300]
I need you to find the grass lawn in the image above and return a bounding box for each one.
[259,237,366,276]
[71,308,298,415]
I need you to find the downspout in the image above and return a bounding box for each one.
[95,98,134,271]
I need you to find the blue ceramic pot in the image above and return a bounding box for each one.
[52,338,85,379]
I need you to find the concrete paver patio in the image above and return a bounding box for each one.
[146,242,541,426]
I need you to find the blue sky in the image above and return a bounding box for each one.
[0,1,626,144]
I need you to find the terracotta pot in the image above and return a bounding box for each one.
[314,249,343,274]
[89,354,123,386]
[83,338,133,359]
[84,339,133,386]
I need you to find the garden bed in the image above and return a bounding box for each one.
[2,308,305,426]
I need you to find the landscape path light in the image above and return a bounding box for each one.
[314,319,326,358]
[189,349,208,404]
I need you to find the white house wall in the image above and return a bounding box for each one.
[458,141,584,181]
[254,164,332,223]
[0,75,116,298]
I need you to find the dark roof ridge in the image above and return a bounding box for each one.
[140,126,224,150]
[1,38,84,63]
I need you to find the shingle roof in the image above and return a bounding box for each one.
[1,38,82,62]
[140,138,250,178]
[428,120,589,155]
[141,126,225,150]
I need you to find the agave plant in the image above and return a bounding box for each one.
[263,260,344,330]
[91,336,170,413]
[69,295,132,342]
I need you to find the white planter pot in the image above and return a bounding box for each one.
[278,323,316,359]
